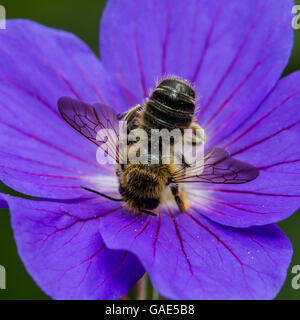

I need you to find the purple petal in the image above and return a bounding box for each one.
[0,194,8,209]
[4,195,144,300]
[100,0,293,133]
[191,72,300,227]
[99,209,292,300]
[0,20,126,198]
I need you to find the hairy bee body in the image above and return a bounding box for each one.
[140,78,196,132]
[118,78,197,213]
[59,77,258,216]
[117,163,173,212]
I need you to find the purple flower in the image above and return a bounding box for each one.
[0,0,299,299]
[0,194,8,209]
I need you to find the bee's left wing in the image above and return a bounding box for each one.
[58,97,122,162]
[172,148,259,184]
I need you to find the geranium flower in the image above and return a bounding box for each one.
[0,194,7,209]
[0,0,299,300]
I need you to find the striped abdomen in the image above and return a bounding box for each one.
[140,78,196,131]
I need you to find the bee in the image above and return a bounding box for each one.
[58,77,259,216]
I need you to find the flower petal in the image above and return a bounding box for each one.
[0,194,8,209]
[100,0,293,134]
[0,20,125,198]
[191,72,300,227]
[4,195,144,300]
[99,209,292,300]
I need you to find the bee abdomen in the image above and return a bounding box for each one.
[141,78,196,130]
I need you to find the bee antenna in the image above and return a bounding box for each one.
[80,186,123,202]
[139,209,157,217]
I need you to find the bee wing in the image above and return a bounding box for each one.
[172,147,259,184]
[58,97,121,162]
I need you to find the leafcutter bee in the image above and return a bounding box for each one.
[58,78,259,216]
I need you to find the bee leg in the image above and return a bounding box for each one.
[80,186,123,202]
[139,209,157,217]
[170,184,186,212]
[187,123,205,146]
[181,154,191,168]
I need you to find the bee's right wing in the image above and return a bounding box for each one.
[58,97,122,162]
[172,148,259,184]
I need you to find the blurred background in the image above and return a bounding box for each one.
[0,0,300,300]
